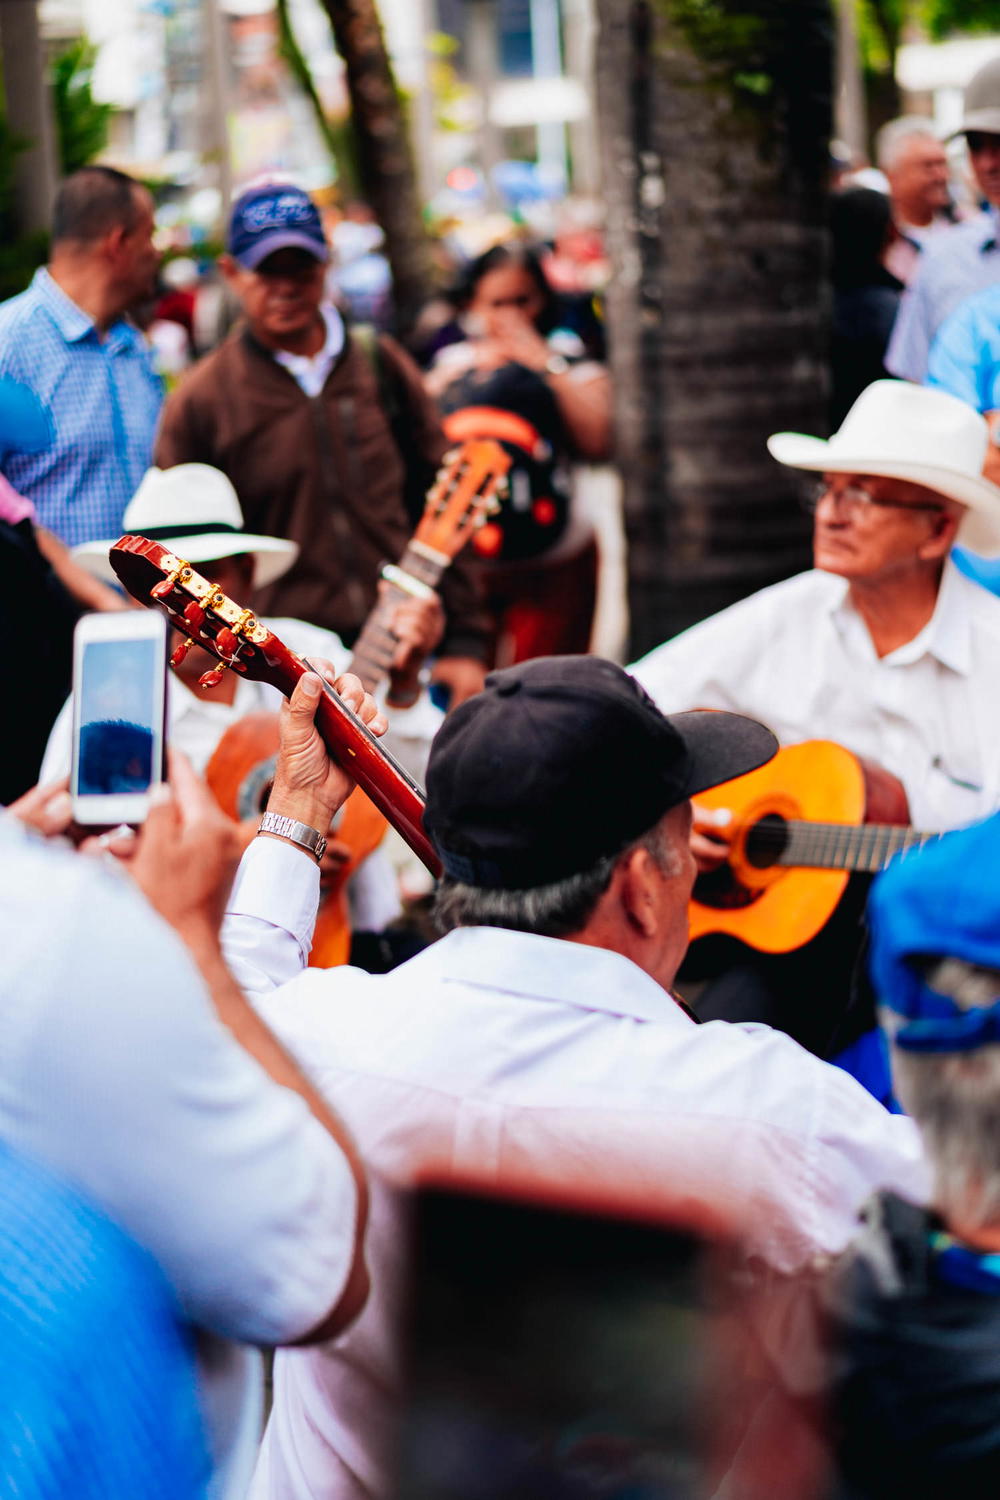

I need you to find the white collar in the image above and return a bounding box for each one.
[403,926,693,1028]
[271,303,345,389]
[827,557,971,675]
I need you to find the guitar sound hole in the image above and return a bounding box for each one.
[745,814,788,869]
[693,866,759,910]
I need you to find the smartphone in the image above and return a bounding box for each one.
[70,610,169,826]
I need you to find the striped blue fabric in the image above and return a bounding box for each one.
[0,1139,209,1499]
[0,268,162,545]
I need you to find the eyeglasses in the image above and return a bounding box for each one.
[801,479,946,517]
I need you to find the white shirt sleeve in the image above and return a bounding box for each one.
[223,835,322,995]
[629,594,774,716]
[1,821,356,1346]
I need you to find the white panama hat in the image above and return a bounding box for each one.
[73,464,299,588]
[767,380,1000,558]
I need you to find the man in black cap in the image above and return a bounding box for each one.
[219,654,929,1500]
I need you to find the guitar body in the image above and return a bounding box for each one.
[204,713,389,969]
[690,740,871,954]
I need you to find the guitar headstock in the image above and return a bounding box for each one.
[109,535,301,695]
[413,440,510,560]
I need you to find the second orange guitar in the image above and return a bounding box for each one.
[690,740,933,953]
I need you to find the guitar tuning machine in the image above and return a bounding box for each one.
[198,661,230,690]
[152,560,192,600]
[170,636,198,669]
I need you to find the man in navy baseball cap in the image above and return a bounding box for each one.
[155,177,494,704]
[226,181,329,270]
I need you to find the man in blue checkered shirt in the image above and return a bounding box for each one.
[0,166,163,547]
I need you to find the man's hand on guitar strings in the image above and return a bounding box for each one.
[690,804,733,875]
[269,666,386,836]
[386,591,445,705]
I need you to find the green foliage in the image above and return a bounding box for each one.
[922,0,1000,39]
[275,0,357,195]
[50,37,114,175]
[661,0,834,127]
[0,111,46,300]
[662,0,774,99]
[854,0,1000,73]
[427,31,470,132]
[655,0,834,181]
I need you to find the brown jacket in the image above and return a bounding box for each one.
[154,325,490,659]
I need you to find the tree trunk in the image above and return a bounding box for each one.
[316,0,435,337]
[0,0,58,236]
[595,0,832,658]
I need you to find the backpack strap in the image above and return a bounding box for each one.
[350,322,431,527]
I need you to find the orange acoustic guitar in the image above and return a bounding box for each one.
[689,740,934,954]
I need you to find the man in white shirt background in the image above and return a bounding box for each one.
[875,116,958,288]
[886,54,1000,382]
[218,652,929,1500]
[630,380,1000,1064]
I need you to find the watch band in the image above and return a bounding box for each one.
[545,353,570,376]
[258,811,328,863]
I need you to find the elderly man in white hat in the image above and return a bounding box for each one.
[42,463,445,950]
[630,380,1000,1061]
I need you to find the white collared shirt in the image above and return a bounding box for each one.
[272,304,346,398]
[630,561,1000,831]
[222,838,927,1500]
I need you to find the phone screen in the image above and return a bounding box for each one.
[75,636,163,797]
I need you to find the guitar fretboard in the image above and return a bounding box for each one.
[348,541,447,695]
[761,819,936,874]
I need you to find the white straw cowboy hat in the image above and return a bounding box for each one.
[73,464,299,587]
[768,380,1000,557]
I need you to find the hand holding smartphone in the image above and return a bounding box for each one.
[70,610,169,827]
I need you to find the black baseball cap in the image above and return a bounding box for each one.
[425,656,778,889]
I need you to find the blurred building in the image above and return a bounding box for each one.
[35,0,599,215]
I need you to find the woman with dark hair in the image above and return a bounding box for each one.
[830,186,904,428]
[424,243,612,668]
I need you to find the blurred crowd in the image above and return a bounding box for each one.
[8,49,1000,1500]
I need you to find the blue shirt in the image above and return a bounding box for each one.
[0,268,162,544]
[886,210,1000,382]
[927,280,1000,411]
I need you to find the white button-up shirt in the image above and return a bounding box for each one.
[222,838,928,1500]
[0,817,359,1496]
[630,562,1000,832]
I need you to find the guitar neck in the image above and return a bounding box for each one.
[348,541,448,695]
[301,657,442,877]
[776,820,935,874]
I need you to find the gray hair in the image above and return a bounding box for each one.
[883,958,1000,1232]
[875,116,943,173]
[432,820,682,941]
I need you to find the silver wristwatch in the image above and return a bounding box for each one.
[258,811,327,863]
